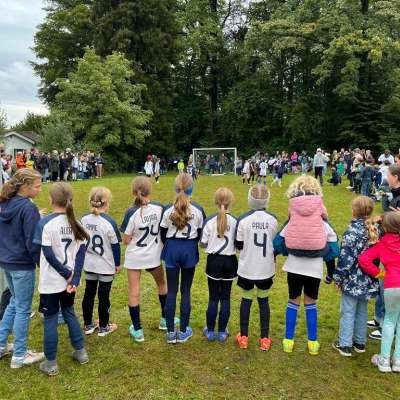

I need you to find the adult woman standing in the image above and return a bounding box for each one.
[0,169,44,368]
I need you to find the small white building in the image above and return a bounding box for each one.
[2,131,40,158]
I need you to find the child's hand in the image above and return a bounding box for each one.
[375,271,385,280]
[390,206,400,214]
[334,283,341,291]
[115,266,121,274]
[66,284,76,293]
[39,208,48,216]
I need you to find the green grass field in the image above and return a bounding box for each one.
[0,173,398,400]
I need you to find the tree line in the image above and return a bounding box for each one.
[19,0,400,170]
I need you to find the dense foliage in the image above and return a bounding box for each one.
[30,0,400,166]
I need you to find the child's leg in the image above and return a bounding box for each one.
[179,267,196,332]
[257,288,270,339]
[338,294,357,347]
[325,259,335,281]
[149,266,167,319]
[206,278,219,332]
[285,273,301,340]
[165,267,180,332]
[98,280,112,328]
[218,280,233,333]
[240,289,253,337]
[128,270,142,330]
[43,312,59,361]
[381,289,400,358]
[305,298,318,342]
[60,292,84,352]
[394,309,400,360]
[82,277,98,326]
[354,298,368,346]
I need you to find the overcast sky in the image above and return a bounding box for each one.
[0,0,48,127]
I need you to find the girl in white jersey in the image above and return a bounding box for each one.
[120,177,167,342]
[200,188,237,342]
[144,157,153,178]
[235,185,278,351]
[81,187,121,337]
[33,183,90,376]
[242,159,250,185]
[160,173,206,344]
[154,158,160,184]
[257,158,268,185]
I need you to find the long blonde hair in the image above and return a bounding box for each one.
[170,173,193,230]
[132,177,151,217]
[351,196,379,244]
[49,183,89,242]
[214,187,234,237]
[286,175,323,198]
[0,168,41,202]
[89,187,111,216]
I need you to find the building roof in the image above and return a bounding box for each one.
[3,131,40,145]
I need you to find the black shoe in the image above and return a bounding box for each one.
[324,275,333,285]
[353,343,366,353]
[367,319,380,329]
[332,340,352,357]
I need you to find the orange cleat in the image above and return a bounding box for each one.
[259,337,272,351]
[236,334,248,349]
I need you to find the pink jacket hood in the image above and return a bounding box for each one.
[288,195,327,217]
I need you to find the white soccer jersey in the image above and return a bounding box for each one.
[144,161,153,175]
[161,202,206,240]
[235,210,278,280]
[201,213,237,255]
[81,213,121,275]
[242,162,250,174]
[121,202,164,269]
[259,161,267,176]
[281,221,338,279]
[34,213,85,294]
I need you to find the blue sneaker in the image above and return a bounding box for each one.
[128,325,144,342]
[218,329,229,343]
[166,331,177,344]
[203,327,215,342]
[177,327,193,343]
[159,317,180,331]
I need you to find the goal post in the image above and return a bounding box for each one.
[192,147,238,175]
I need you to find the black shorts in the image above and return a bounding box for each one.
[287,272,321,300]
[206,254,238,280]
[237,276,274,291]
[39,290,76,317]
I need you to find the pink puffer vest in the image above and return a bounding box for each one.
[285,195,328,251]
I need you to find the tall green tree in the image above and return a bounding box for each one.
[11,112,49,133]
[92,0,180,155]
[32,0,94,104]
[54,49,152,169]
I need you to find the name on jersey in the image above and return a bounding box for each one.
[251,222,269,230]
[143,213,158,224]
[85,223,98,232]
[60,226,73,235]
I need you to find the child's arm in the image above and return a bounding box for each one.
[111,243,121,272]
[123,234,132,245]
[70,243,87,287]
[358,243,382,278]
[42,246,73,280]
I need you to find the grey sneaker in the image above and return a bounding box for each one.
[0,343,13,359]
[39,359,59,376]
[98,323,118,337]
[72,348,89,364]
[83,323,98,335]
[371,354,392,373]
[392,358,400,373]
[10,350,45,369]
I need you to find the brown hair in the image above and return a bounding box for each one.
[89,187,111,216]
[132,176,151,218]
[388,165,400,182]
[170,173,193,230]
[351,196,379,244]
[0,168,41,202]
[214,187,234,237]
[49,183,89,241]
[382,211,400,234]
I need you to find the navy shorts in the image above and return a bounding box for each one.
[206,254,238,280]
[161,238,199,269]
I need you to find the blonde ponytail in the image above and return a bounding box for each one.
[0,168,41,202]
[89,186,111,216]
[214,187,234,237]
[170,173,193,230]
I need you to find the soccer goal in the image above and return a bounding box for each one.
[192,147,238,175]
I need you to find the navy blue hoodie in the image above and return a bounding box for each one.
[0,196,41,270]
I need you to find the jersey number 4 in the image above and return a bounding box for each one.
[254,233,267,257]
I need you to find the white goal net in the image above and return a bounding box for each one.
[192,147,237,175]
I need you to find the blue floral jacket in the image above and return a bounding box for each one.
[334,219,379,300]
